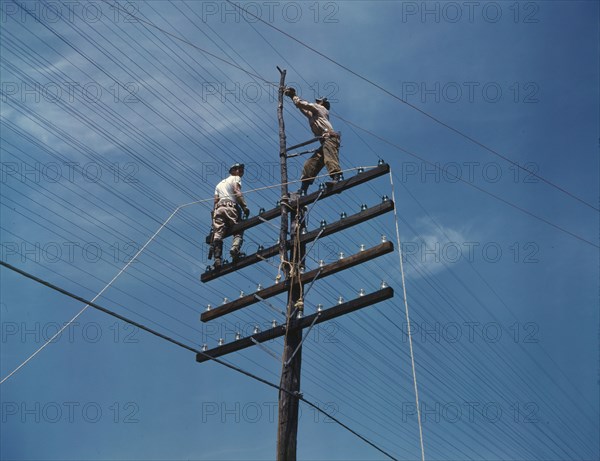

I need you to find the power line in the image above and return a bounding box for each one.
[82,0,598,250]
[2,3,596,457]
[224,0,599,214]
[96,0,276,88]
[333,114,599,249]
[0,259,399,461]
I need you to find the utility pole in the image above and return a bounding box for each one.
[196,68,396,460]
[275,66,303,460]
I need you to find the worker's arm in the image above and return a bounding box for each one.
[233,182,250,217]
[213,194,219,210]
[285,88,315,117]
[292,95,316,116]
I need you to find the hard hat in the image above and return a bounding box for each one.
[229,163,245,174]
[315,97,330,110]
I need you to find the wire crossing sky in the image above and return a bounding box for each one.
[0,1,598,460]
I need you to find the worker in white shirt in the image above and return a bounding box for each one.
[211,163,250,268]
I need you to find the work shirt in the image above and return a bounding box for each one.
[214,175,242,207]
[292,96,335,137]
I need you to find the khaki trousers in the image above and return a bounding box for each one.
[301,137,341,184]
[213,204,241,241]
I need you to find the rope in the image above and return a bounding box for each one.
[389,170,426,461]
[0,198,209,385]
[0,166,376,383]
[0,260,398,460]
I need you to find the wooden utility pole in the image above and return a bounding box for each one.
[276,66,302,461]
[276,68,289,278]
[196,68,396,460]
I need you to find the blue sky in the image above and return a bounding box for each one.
[1,1,598,460]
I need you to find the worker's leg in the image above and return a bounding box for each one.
[300,148,325,193]
[322,137,341,179]
[212,239,223,267]
[212,208,227,268]
[219,206,244,260]
[230,232,244,259]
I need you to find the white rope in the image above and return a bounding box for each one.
[389,169,426,461]
[1,166,377,384]
[0,199,210,385]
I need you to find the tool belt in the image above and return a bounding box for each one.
[217,199,236,208]
[216,200,242,219]
[322,130,340,138]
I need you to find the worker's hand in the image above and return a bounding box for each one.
[284,87,296,98]
[243,207,250,218]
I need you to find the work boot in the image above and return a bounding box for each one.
[230,236,244,261]
[297,177,310,196]
[213,240,223,269]
[326,173,343,188]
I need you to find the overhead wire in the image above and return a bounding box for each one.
[223,0,598,213]
[0,259,399,461]
[103,0,597,251]
[44,0,596,251]
[3,1,596,456]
